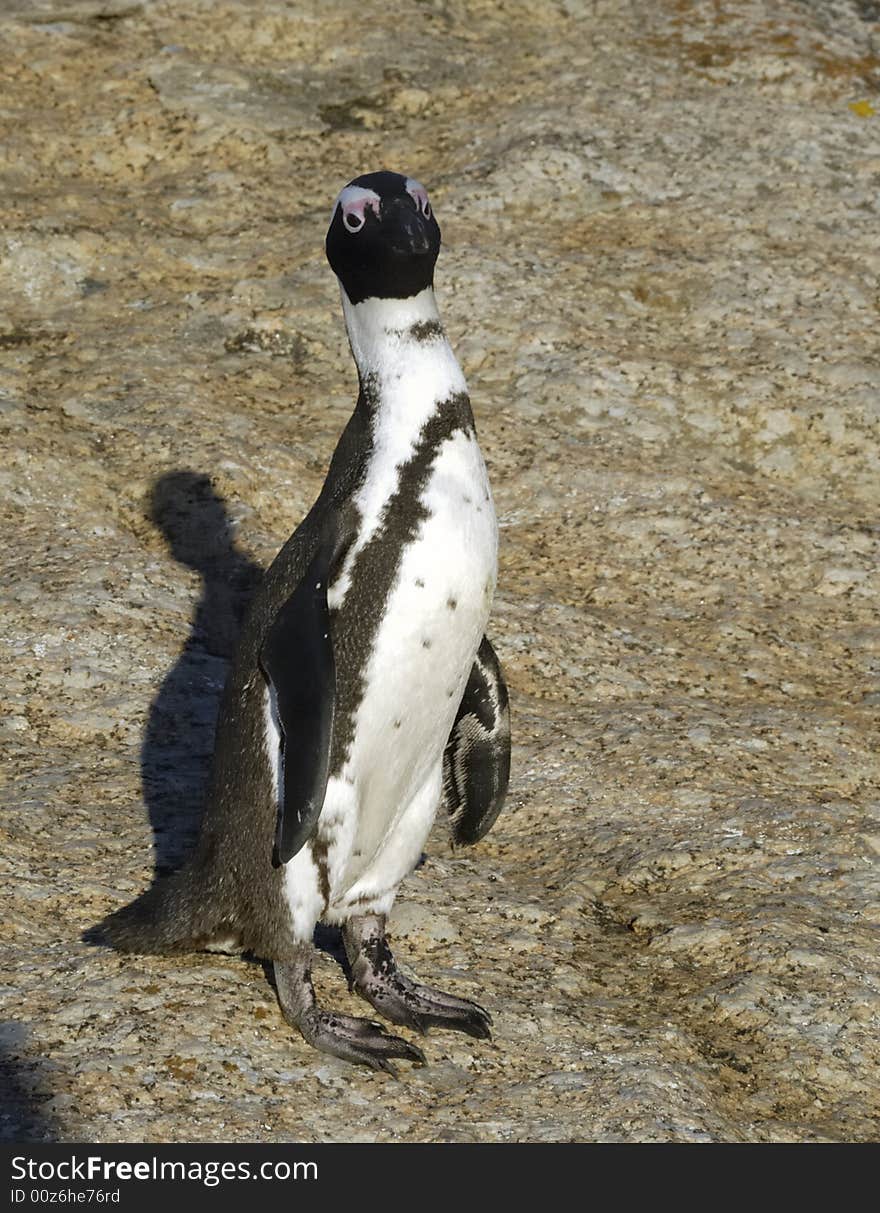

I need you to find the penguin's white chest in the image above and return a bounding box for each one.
[360,428,496,726]
[277,430,496,937]
[336,429,497,864]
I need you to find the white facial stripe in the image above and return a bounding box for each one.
[405,177,430,216]
[333,184,381,231]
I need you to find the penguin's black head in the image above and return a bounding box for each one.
[325,170,441,305]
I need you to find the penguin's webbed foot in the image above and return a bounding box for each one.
[274,953,425,1076]
[296,1006,426,1075]
[344,914,493,1041]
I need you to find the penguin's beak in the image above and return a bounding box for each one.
[383,197,432,256]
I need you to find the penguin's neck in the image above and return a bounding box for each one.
[341,286,468,440]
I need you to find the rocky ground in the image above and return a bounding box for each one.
[2,0,879,1143]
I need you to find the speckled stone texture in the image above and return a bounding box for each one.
[2,0,879,1143]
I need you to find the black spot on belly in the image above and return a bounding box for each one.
[415,577,425,588]
[408,319,444,342]
[447,597,458,610]
[422,638,432,649]
[393,719,402,729]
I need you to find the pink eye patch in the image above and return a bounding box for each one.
[405,178,431,217]
[335,185,381,232]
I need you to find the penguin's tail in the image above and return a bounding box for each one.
[89,868,205,955]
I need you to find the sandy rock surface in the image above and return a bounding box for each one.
[2,0,879,1142]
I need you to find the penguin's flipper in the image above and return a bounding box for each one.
[260,539,336,865]
[442,635,511,846]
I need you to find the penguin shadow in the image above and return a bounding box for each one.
[139,471,261,876]
[0,1030,59,1143]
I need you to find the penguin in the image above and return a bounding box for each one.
[101,171,511,1074]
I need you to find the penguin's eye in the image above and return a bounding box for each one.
[343,210,365,234]
[422,199,431,219]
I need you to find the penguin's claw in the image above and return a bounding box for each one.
[273,953,425,1075]
[296,1007,426,1074]
[343,916,493,1041]
[355,977,493,1040]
